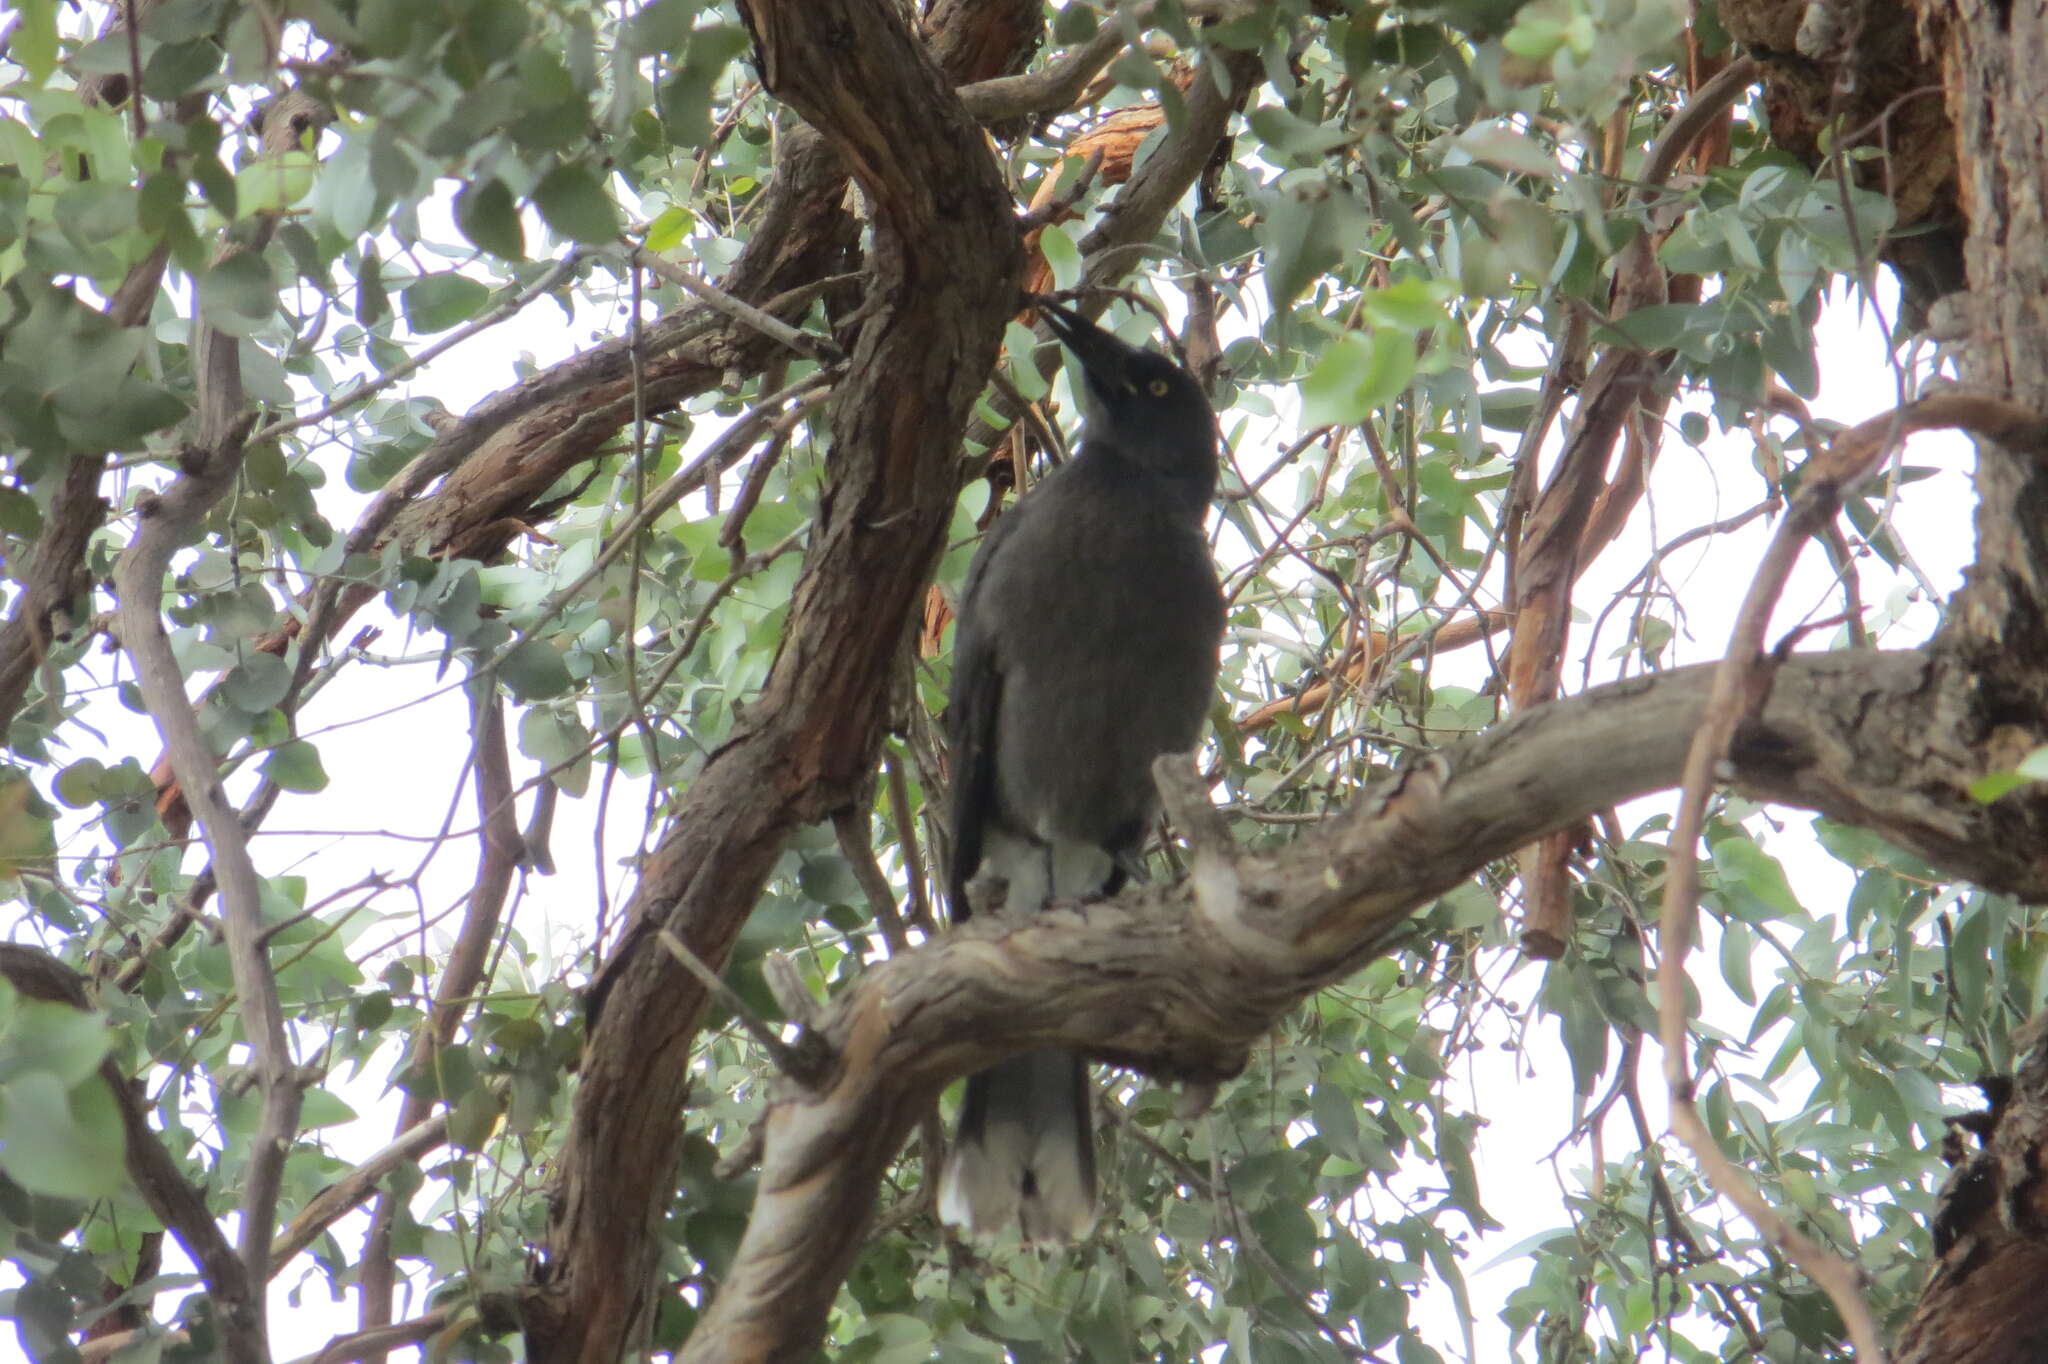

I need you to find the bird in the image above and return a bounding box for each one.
[937,296,1225,1242]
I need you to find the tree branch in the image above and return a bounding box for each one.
[521,1,1028,1357]
[0,946,260,1364]
[0,453,107,740]
[358,682,522,1361]
[687,648,1971,1361]
[1654,392,2048,1364]
[269,1114,451,1271]
[111,253,303,1324]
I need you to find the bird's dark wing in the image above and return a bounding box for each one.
[944,509,1023,921]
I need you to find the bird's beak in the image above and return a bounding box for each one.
[1035,300,1136,393]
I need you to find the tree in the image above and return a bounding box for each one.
[2,0,2046,1360]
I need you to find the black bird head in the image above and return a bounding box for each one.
[1036,299,1218,491]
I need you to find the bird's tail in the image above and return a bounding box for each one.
[938,1048,1096,1243]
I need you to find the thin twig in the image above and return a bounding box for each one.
[719,418,795,551]
[834,807,912,955]
[1015,148,1106,231]
[883,747,933,932]
[629,245,840,363]
[1101,1099,1371,1361]
[654,929,831,1086]
[247,252,584,447]
[358,682,521,1359]
[286,1309,456,1364]
[514,370,838,655]
[121,0,145,139]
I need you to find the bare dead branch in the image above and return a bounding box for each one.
[1014,147,1106,230]
[285,1309,455,1364]
[654,929,831,1085]
[835,806,914,955]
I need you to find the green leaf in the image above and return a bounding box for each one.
[53,379,189,453]
[143,37,224,99]
[12,0,59,84]
[1972,755,2048,802]
[1712,837,1803,918]
[0,1069,127,1200]
[1298,329,1414,428]
[519,708,590,769]
[535,164,620,245]
[1248,105,1354,161]
[0,998,110,1088]
[1719,919,1756,1006]
[221,652,291,713]
[1004,321,1049,402]
[655,25,753,146]
[645,205,694,253]
[457,178,527,260]
[1455,123,1561,178]
[1776,229,1820,306]
[497,639,574,701]
[55,181,138,247]
[235,151,318,217]
[1038,221,1081,292]
[1255,178,1368,311]
[52,759,107,810]
[403,272,491,334]
[299,1087,359,1130]
[197,250,278,336]
[0,770,56,875]
[260,740,329,793]
[1361,277,1457,331]
[447,1084,504,1150]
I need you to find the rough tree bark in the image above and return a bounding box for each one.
[167,0,2013,1356]
[519,0,1029,1357]
[663,0,2048,1357]
[1893,0,2048,1358]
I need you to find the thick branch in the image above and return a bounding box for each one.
[690,648,1981,1360]
[521,2,1026,1358]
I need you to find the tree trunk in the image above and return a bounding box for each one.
[1897,0,2048,1356]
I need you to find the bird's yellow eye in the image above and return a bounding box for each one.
[1147,378,1170,397]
